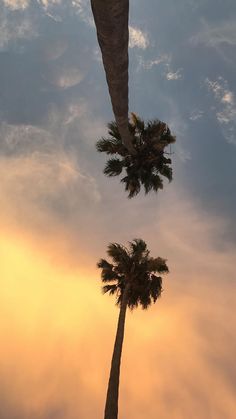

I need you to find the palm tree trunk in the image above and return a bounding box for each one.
[90,0,135,154]
[104,285,130,419]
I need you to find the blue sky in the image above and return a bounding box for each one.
[0,1,236,418]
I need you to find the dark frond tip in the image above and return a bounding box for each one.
[96,138,122,155]
[150,275,163,302]
[168,134,176,144]
[139,294,152,310]
[156,258,169,274]
[104,158,124,177]
[102,284,118,295]
[107,243,130,264]
[97,258,113,270]
[121,176,141,198]
[150,174,164,192]
[107,121,121,140]
[101,270,118,283]
[129,239,147,257]
[159,165,173,182]
[147,257,169,274]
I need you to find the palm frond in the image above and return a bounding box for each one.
[96,138,122,155]
[141,173,163,194]
[149,275,163,302]
[162,128,176,144]
[107,121,121,140]
[104,158,124,176]
[150,174,163,192]
[159,164,173,181]
[121,175,141,198]
[147,257,169,274]
[97,258,120,282]
[97,258,113,270]
[107,243,130,266]
[162,156,172,165]
[145,119,163,141]
[101,269,119,283]
[129,239,148,259]
[102,284,118,295]
[139,291,151,310]
[130,113,145,133]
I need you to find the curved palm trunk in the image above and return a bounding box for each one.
[90,0,135,154]
[104,285,130,419]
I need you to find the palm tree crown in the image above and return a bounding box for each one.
[98,239,169,309]
[96,114,176,198]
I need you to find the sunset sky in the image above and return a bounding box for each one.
[1,1,236,418]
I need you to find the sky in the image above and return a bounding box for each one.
[0,0,236,418]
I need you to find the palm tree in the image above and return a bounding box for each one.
[96,113,176,198]
[98,239,169,419]
[90,0,135,153]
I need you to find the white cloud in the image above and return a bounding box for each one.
[2,0,29,9]
[205,77,236,144]
[37,0,61,9]
[222,91,234,104]
[129,26,149,49]
[166,69,183,80]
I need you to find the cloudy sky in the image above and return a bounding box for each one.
[0,1,236,418]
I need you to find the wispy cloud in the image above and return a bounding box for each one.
[137,53,183,81]
[45,65,85,89]
[137,53,170,70]
[189,109,204,121]
[205,77,236,144]
[0,118,101,234]
[71,0,94,26]
[191,19,236,48]
[190,19,236,64]
[0,5,37,50]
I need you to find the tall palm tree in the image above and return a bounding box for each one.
[90,0,135,153]
[98,239,169,419]
[97,113,176,198]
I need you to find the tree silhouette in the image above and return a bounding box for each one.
[98,239,169,419]
[97,113,176,197]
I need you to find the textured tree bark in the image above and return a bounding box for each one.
[91,0,135,154]
[104,285,130,419]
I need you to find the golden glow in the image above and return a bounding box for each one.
[1,229,236,419]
